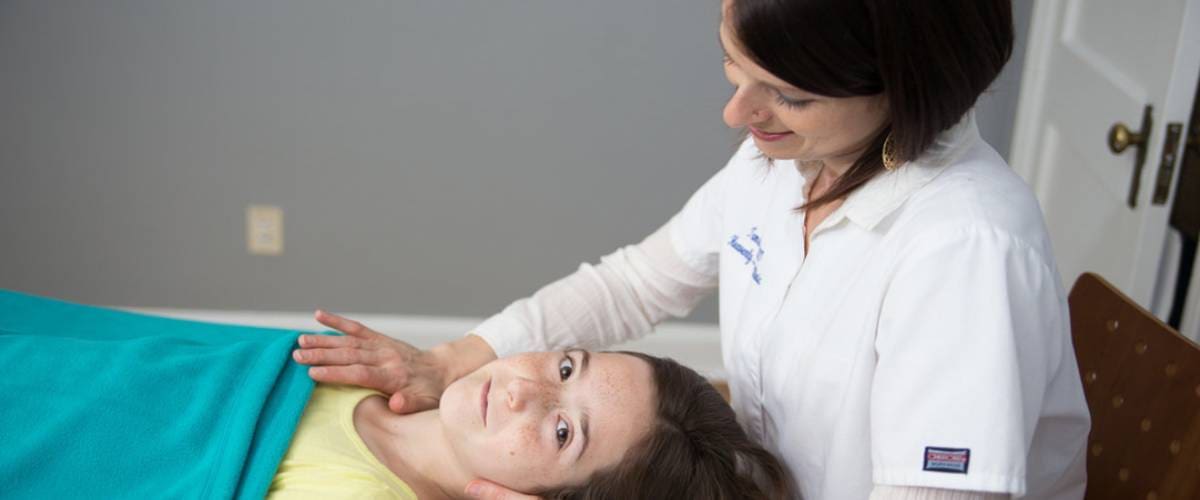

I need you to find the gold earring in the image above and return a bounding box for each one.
[882,133,898,171]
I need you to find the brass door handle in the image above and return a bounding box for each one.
[1107,105,1153,208]
[1108,122,1147,153]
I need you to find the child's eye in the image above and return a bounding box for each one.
[558,355,574,381]
[556,418,571,448]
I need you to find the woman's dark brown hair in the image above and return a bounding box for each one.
[538,352,789,499]
[728,0,1014,209]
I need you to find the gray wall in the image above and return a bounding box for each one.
[0,1,1032,324]
[977,0,1033,163]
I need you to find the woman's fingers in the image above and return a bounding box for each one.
[306,364,389,390]
[388,391,440,414]
[314,310,382,339]
[301,311,456,414]
[293,347,376,366]
[465,480,540,500]
[296,333,360,349]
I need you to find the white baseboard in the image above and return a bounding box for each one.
[123,307,727,379]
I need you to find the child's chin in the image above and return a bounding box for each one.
[438,381,474,424]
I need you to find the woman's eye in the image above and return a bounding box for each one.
[555,418,571,448]
[558,356,574,381]
[774,92,813,109]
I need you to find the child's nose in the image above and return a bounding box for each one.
[506,377,551,412]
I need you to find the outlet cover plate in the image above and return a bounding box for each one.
[246,205,284,256]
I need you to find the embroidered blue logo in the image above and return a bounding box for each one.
[727,227,765,285]
[923,447,970,474]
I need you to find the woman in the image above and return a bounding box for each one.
[296,1,1090,499]
[275,333,787,499]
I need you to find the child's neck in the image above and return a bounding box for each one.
[352,394,473,500]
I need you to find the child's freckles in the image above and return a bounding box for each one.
[498,426,541,462]
[593,372,628,407]
[516,425,540,445]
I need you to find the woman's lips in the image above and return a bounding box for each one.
[749,126,794,142]
[480,378,491,427]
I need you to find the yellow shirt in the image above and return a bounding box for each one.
[268,384,418,499]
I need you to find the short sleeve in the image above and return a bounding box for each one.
[870,225,1068,496]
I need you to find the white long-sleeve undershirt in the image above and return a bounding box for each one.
[471,220,714,357]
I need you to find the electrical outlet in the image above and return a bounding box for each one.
[246,205,284,256]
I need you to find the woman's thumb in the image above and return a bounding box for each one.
[387,391,437,414]
[464,480,532,500]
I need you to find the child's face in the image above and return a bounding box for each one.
[439,351,657,492]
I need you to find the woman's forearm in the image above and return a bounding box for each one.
[429,333,498,388]
[470,220,717,357]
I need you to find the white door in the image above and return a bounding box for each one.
[1010,0,1200,313]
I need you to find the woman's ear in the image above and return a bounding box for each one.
[872,94,890,120]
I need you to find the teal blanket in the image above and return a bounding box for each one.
[0,290,316,499]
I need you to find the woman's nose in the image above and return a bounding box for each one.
[723,87,769,129]
[506,377,550,412]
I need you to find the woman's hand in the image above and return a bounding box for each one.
[293,310,496,414]
[465,480,540,500]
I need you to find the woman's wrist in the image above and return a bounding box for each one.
[428,333,498,389]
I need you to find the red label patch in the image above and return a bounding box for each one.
[923,447,970,474]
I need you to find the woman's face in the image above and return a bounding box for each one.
[439,351,656,492]
[718,1,888,164]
